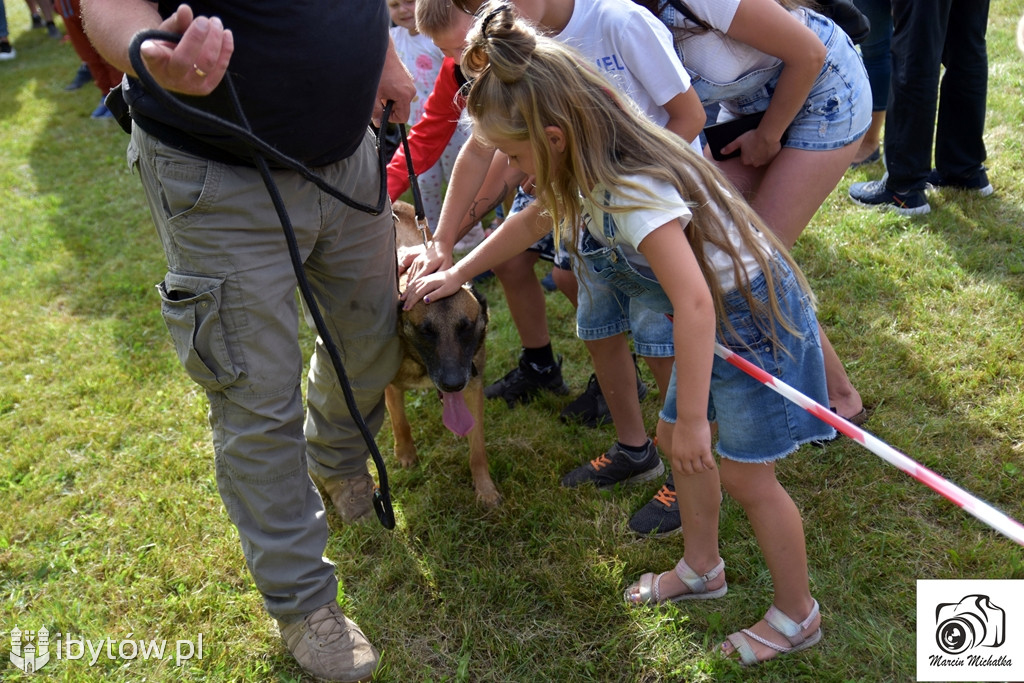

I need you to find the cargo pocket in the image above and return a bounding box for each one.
[158,272,244,391]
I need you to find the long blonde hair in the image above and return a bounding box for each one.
[462,2,814,344]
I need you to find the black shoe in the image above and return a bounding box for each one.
[31,14,44,29]
[46,21,62,39]
[560,439,664,489]
[926,167,993,197]
[849,177,930,216]
[541,271,557,292]
[628,472,681,536]
[64,63,94,91]
[484,354,570,407]
[559,368,649,428]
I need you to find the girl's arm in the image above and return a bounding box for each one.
[718,0,826,166]
[403,135,499,280]
[402,200,551,308]
[638,221,717,474]
[662,89,707,145]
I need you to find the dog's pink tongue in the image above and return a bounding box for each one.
[441,391,475,436]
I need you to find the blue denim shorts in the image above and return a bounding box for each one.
[510,188,572,270]
[696,9,871,152]
[659,263,836,462]
[574,261,675,358]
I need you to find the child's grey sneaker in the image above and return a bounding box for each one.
[628,472,681,536]
[561,440,663,489]
[849,178,930,216]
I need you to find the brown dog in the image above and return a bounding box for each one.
[385,201,499,507]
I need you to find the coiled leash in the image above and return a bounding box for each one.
[127,30,396,529]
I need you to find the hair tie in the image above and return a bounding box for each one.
[481,4,510,37]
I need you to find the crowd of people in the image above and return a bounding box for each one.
[55,0,995,680]
[0,0,123,117]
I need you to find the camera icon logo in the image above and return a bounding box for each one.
[934,594,1005,655]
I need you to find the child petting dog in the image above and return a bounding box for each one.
[402,4,834,666]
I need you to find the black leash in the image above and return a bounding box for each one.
[397,122,431,246]
[128,30,396,529]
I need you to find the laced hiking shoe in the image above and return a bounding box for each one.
[279,602,379,683]
[318,473,376,524]
[849,178,930,216]
[926,167,994,197]
[485,354,570,407]
[561,440,664,489]
[628,471,681,537]
[560,371,650,428]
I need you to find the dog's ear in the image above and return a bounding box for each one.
[467,284,488,318]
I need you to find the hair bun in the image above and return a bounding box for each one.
[462,2,537,84]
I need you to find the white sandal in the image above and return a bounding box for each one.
[624,557,727,605]
[722,599,822,666]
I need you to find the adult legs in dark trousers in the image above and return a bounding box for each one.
[849,0,992,215]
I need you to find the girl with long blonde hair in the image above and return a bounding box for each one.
[404,5,835,665]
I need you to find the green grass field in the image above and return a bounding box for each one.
[2,6,1023,682]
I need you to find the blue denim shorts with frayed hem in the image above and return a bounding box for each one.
[659,261,835,462]
[693,9,872,152]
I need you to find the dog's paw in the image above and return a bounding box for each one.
[474,481,502,508]
[394,444,418,468]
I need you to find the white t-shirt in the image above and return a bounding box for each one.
[558,0,703,152]
[661,0,802,85]
[580,175,767,293]
[390,27,445,125]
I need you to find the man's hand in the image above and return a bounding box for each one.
[138,4,233,96]
[374,38,415,126]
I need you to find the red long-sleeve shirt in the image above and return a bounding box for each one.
[387,58,467,201]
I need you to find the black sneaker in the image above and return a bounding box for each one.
[559,370,649,428]
[849,178,930,216]
[31,13,44,29]
[46,21,62,39]
[484,354,570,407]
[628,472,681,536]
[0,41,15,61]
[926,168,993,197]
[560,440,664,489]
[64,63,94,91]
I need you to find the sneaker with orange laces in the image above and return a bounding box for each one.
[628,472,681,536]
[560,439,663,489]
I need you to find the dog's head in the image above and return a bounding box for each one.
[398,285,488,393]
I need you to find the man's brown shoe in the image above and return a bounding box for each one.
[317,473,375,523]
[279,602,379,682]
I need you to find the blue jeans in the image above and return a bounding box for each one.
[853,0,893,111]
[0,0,9,39]
[884,0,990,191]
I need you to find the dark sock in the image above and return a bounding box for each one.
[617,439,652,463]
[521,344,555,370]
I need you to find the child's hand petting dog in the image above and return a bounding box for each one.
[401,267,466,309]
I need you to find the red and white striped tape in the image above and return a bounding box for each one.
[715,342,1024,547]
